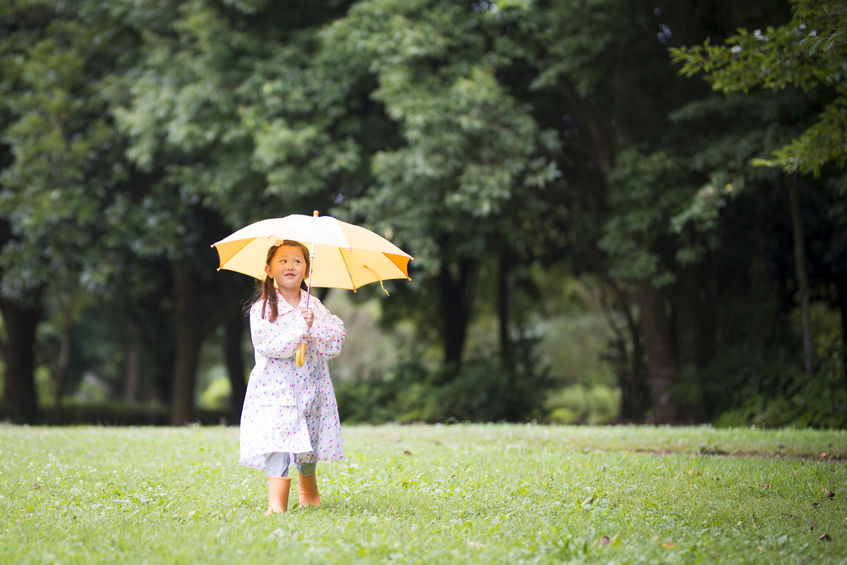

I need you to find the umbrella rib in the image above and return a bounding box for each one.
[212,238,255,270]
[338,248,357,292]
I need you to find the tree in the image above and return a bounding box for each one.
[671,0,847,381]
[501,0,820,422]
[3,0,842,427]
[110,0,361,423]
[0,0,131,421]
[322,0,560,371]
[671,0,847,176]
[499,0,703,422]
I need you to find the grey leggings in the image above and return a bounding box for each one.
[265,452,316,478]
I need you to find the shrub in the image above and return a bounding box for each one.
[336,336,553,423]
[545,384,621,425]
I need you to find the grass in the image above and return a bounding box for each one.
[1,424,846,564]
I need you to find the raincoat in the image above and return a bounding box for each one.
[239,290,345,471]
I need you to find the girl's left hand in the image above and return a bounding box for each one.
[301,308,314,329]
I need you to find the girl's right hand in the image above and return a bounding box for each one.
[301,308,314,329]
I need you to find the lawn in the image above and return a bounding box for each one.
[1,424,845,564]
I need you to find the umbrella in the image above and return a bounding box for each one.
[211,211,413,365]
[212,211,412,291]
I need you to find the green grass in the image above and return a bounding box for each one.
[1,424,845,564]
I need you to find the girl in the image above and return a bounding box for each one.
[239,240,345,515]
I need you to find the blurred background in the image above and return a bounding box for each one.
[1,0,845,427]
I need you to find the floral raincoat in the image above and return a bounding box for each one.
[239,290,345,471]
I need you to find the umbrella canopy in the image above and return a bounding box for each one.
[211,212,412,292]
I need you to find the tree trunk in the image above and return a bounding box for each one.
[635,279,678,423]
[596,279,650,421]
[620,295,650,421]
[497,253,510,362]
[837,274,847,382]
[123,321,142,403]
[0,292,42,423]
[439,258,475,370]
[787,176,814,378]
[52,293,75,408]
[674,256,718,422]
[224,304,247,424]
[170,261,201,425]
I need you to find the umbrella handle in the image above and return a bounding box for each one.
[296,342,306,367]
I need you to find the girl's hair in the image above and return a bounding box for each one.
[254,240,311,322]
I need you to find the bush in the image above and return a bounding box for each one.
[335,357,429,423]
[2,401,231,426]
[545,384,621,425]
[336,336,553,423]
[710,339,847,429]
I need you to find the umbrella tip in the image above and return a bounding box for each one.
[313,210,320,217]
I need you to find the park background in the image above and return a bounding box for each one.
[1,0,845,429]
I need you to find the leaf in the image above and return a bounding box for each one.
[807,36,826,55]
[818,533,832,542]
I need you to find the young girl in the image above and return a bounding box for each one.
[239,240,345,515]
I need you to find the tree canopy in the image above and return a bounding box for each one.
[671,0,847,176]
[1,0,845,427]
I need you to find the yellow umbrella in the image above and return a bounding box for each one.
[212,211,412,292]
[211,211,413,365]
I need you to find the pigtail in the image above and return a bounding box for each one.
[250,243,282,322]
[262,275,279,322]
[248,275,279,322]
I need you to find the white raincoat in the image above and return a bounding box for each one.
[239,290,345,471]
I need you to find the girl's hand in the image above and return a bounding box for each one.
[301,308,314,329]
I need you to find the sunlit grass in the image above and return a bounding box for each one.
[1,424,845,563]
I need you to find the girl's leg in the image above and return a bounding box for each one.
[264,453,292,515]
[265,452,292,478]
[297,461,317,477]
[295,460,320,507]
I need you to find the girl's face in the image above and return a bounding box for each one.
[265,245,307,294]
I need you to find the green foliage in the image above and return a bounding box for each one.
[318,0,566,387]
[671,0,847,175]
[0,400,227,425]
[692,287,847,429]
[337,336,551,423]
[1,425,846,563]
[599,149,692,286]
[546,384,620,425]
[1,0,845,428]
[755,93,847,175]
[526,0,650,97]
[324,0,560,272]
[0,0,126,297]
